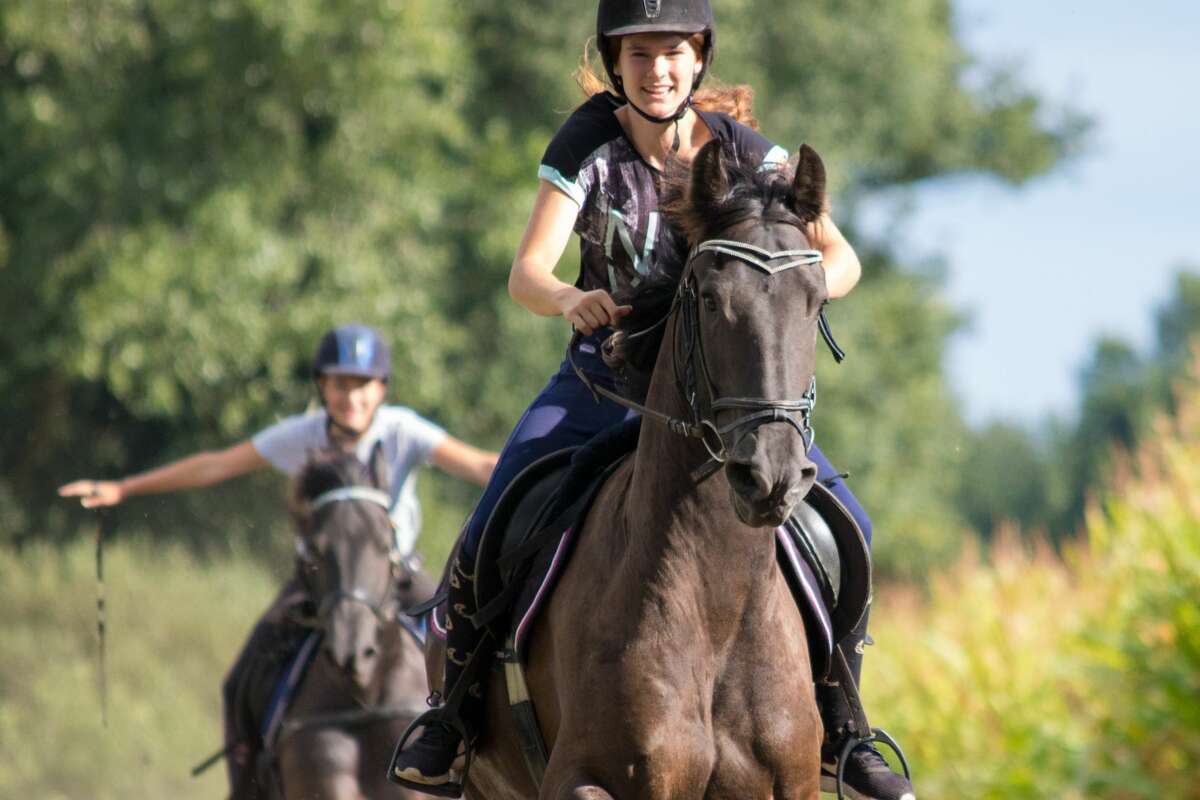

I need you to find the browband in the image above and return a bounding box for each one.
[310,486,392,513]
[692,239,824,275]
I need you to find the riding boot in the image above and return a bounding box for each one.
[817,607,916,800]
[389,554,488,796]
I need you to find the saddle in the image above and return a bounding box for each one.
[432,417,870,679]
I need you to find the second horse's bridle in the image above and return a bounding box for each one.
[301,486,398,626]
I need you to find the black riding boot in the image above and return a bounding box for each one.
[389,555,488,797]
[817,607,916,800]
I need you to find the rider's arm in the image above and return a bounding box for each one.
[429,437,499,487]
[508,182,631,335]
[806,213,862,299]
[58,440,269,508]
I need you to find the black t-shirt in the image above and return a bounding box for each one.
[539,92,788,298]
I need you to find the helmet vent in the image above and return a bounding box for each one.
[643,0,661,18]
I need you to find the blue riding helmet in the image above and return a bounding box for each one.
[312,324,391,382]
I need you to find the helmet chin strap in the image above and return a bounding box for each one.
[326,413,368,442]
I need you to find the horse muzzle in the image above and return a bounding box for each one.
[323,604,382,689]
[724,431,817,528]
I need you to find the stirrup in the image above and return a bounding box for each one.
[833,727,912,800]
[387,707,475,799]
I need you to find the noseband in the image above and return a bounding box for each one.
[301,485,397,625]
[573,237,841,466]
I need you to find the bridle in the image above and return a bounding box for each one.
[300,485,399,626]
[572,237,844,467]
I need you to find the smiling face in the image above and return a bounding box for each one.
[317,373,387,436]
[614,32,703,118]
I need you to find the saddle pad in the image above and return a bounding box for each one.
[262,631,322,748]
[776,526,836,680]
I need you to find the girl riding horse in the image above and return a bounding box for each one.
[59,323,498,799]
[390,2,913,799]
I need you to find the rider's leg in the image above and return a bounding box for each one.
[807,445,915,800]
[391,340,632,790]
[222,579,309,800]
[391,551,486,787]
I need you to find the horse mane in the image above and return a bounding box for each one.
[603,144,816,401]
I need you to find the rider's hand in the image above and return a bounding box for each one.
[58,480,124,509]
[557,288,632,336]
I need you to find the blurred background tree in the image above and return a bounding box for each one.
[10,0,1191,582]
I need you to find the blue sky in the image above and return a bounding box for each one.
[864,1,1200,425]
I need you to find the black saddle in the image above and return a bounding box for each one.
[463,416,870,678]
[469,418,640,640]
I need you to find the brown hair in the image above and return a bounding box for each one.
[574,36,759,130]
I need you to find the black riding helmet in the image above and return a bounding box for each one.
[597,0,716,127]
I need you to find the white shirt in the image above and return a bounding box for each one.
[252,405,447,555]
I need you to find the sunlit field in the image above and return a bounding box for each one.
[4,379,1196,798]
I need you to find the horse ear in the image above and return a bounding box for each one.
[791,143,827,223]
[690,139,730,211]
[367,441,389,491]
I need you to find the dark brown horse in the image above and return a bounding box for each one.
[273,449,434,799]
[433,141,832,799]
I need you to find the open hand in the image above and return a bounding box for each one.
[58,480,124,508]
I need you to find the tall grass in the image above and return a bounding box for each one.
[865,364,1200,798]
[0,539,274,799]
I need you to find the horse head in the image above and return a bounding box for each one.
[292,445,398,692]
[632,140,829,528]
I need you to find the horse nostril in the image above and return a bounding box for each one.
[727,462,771,500]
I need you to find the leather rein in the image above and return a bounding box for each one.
[571,238,845,465]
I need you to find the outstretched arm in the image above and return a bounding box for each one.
[807,213,862,299]
[58,440,269,508]
[429,437,499,487]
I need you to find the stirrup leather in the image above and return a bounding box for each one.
[826,645,913,800]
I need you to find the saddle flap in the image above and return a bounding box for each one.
[804,481,871,642]
[473,448,576,611]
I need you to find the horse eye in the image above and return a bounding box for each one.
[702,294,718,313]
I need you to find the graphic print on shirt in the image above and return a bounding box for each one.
[605,206,659,291]
[539,92,786,300]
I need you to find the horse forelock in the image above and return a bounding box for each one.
[290,451,392,553]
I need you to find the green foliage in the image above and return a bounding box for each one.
[814,252,970,577]
[954,270,1200,544]
[867,363,1200,798]
[955,420,1051,537]
[1,0,1082,577]
[1077,384,1200,796]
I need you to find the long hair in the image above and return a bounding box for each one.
[574,37,759,130]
